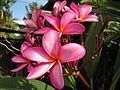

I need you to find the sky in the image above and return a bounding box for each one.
[10,0,48,20]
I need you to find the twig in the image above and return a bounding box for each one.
[0,41,17,55]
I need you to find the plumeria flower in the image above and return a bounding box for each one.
[70,2,98,22]
[23,30,86,89]
[11,42,34,72]
[52,0,68,17]
[34,11,85,35]
[20,9,45,31]
[41,1,70,17]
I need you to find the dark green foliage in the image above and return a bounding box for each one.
[0,77,55,90]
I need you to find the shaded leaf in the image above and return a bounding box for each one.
[82,15,103,80]
[0,77,55,90]
[0,88,21,90]
[114,47,120,72]
[94,1,120,22]
[109,68,120,90]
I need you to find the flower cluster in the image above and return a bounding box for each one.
[11,1,98,89]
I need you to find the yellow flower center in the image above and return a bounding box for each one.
[24,59,31,64]
[49,54,61,62]
[79,16,85,22]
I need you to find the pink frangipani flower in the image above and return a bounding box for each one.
[34,11,85,35]
[20,9,45,31]
[41,1,70,17]
[23,30,86,89]
[11,42,34,72]
[70,2,98,22]
[52,0,68,17]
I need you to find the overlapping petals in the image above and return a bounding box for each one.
[35,11,85,35]
[52,1,67,16]
[11,55,26,63]
[40,1,69,17]
[44,15,60,30]
[79,4,92,18]
[11,42,33,72]
[34,27,55,34]
[50,61,64,89]
[21,42,31,53]
[32,9,41,23]
[60,11,75,28]
[27,62,55,79]
[20,9,45,31]
[23,47,52,62]
[23,30,86,89]
[54,1,67,13]
[11,1,99,89]
[10,55,32,72]
[42,30,61,57]
[70,2,98,22]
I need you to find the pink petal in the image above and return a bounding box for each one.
[20,28,28,31]
[44,15,60,30]
[61,11,75,28]
[12,55,26,63]
[27,62,55,79]
[34,27,55,34]
[70,2,79,16]
[11,64,27,72]
[25,32,35,45]
[52,7,59,16]
[23,47,51,62]
[59,43,86,63]
[27,64,34,72]
[42,30,61,57]
[59,1,67,12]
[79,4,92,18]
[52,1,60,16]
[37,17,45,28]
[20,28,34,32]
[32,9,40,22]
[53,1,61,8]
[50,61,64,89]
[21,42,31,54]
[64,23,85,34]
[84,15,98,22]
[24,20,38,28]
[41,10,52,16]
[62,6,70,12]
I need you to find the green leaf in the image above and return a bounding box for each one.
[0,88,21,90]
[109,68,120,90]
[104,31,120,45]
[64,68,77,90]
[103,21,120,45]
[80,0,108,6]
[82,15,103,80]
[0,77,55,90]
[94,1,120,22]
[114,46,120,72]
